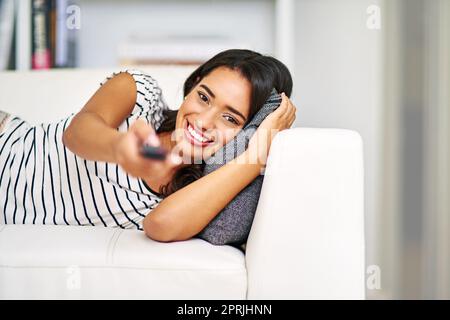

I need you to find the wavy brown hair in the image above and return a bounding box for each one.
[156,49,293,198]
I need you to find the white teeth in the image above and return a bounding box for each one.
[187,123,211,143]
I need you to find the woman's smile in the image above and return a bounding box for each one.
[184,119,214,147]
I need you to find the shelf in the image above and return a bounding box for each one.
[10,0,294,72]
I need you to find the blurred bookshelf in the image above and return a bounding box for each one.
[0,0,294,71]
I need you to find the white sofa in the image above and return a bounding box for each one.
[0,66,365,299]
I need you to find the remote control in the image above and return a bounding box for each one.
[140,144,167,160]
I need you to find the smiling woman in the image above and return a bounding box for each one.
[0,48,295,246]
[154,49,293,198]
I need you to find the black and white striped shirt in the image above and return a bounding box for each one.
[0,69,169,230]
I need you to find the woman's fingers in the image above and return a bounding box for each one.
[278,92,289,113]
[279,93,296,119]
[287,103,296,121]
[284,95,296,115]
[276,93,295,121]
[131,118,160,146]
[166,152,183,166]
[263,93,288,126]
[280,94,297,128]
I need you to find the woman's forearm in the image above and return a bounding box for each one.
[143,151,263,241]
[63,111,123,163]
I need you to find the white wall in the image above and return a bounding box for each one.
[292,0,384,297]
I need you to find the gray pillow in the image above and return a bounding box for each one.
[196,88,282,246]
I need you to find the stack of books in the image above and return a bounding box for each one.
[0,0,78,71]
[118,34,251,66]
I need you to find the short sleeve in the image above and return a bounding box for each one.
[99,68,169,131]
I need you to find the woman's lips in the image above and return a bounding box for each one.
[184,120,213,147]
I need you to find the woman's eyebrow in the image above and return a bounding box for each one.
[199,84,247,122]
[200,84,216,99]
[225,105,247,122]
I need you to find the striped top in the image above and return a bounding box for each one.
[0,69,170,230]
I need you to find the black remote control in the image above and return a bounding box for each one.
[141,144,167,160]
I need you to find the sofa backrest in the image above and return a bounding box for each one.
[0,65,198,124]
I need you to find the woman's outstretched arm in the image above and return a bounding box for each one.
[62,72,181,181]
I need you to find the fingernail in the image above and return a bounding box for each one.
[146,134,160,147]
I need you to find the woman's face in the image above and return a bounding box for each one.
[172,66,252,162]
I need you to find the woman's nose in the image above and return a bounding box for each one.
[194,109,217,131]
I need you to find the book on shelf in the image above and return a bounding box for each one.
[31,0,52,69]
[31,0,78,70]
[54,0,77,68]
[0,0,15,70]
[0,0,78,71]
[118,35,251,66]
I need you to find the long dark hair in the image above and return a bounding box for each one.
[156,49,293,197]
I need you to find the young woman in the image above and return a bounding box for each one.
[0,49,296,242]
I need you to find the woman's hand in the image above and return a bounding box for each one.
[246,92,297,166]
[113,118,182,181]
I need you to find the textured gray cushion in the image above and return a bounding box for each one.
[196,88,282,246]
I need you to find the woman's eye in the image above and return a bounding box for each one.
[224,115,238,125]
[198,92,209,103]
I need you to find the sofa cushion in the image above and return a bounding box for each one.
[0,225,247,299]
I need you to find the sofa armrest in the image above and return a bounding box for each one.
[245,128,365,299]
